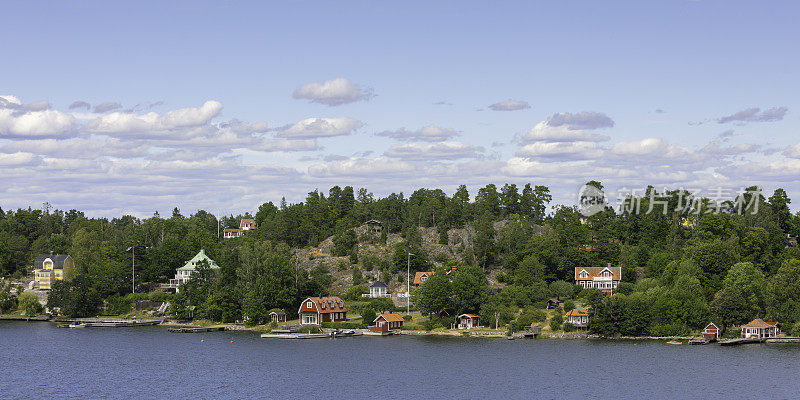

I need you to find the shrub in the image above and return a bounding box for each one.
[361,307,376,326]
[549,280,574,299]
[563,323,576,332]
[18,292,43,315]
[791,321,800,337]
[403,315,412,321]
[343,286,368,301]
[321,322,363,329]
[297,325,322,334]
[562,299,575,312]
[352,267,363,285]
[550,314,563,331]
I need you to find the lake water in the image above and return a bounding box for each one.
[2,322,800,399]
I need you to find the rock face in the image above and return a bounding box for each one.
[291,222,544,295]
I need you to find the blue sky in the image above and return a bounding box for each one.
[1,1,798,216]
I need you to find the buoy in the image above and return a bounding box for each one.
[230,340,234,343]
[201,340,204,342]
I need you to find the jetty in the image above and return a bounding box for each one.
[64,318,162,327]
[167,326,226,333]
[719,338,765,346]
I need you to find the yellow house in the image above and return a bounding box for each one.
[33,253,75,290]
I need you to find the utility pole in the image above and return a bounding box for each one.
[127,246,136,294]
[407,252,414,315]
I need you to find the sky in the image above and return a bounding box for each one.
[1,1,799,217]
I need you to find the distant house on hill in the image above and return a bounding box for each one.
[32,252,75,290]
[546,298,561,309]
[223,228,243,239]
[363,281,389,298]
[413,271,435,287]
[574,264,621,295]
[365,220,383,233]
[240,218,256,231]
[565,309,589,328]
[162,249,219,292]
[298,296,348,325]
[370,313,404,332]
[741,318,779,339]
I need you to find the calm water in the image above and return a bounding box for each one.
[2,322,800,399]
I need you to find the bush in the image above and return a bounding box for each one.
[550,313,563,331]
[549,280,574,299]
[351,267,363,285]
[791,321,800,337]
[403,315,412,321]
[562,299,575,312]
[18,292,43,315]
[102,295,134,316]
[513,309,547,330]
[361,307,376,326]
[297,325,322,334]
[563,323,576,332]
[649,323,690,337]
[342,286,368,301]
[422,318,444,331]
[321,322,363,329]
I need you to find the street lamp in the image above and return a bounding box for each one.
[407,252,414,315]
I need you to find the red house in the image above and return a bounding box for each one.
[457,314,480,329]
[370,313,404,332]
[223,228,243,239]
[741,318,779,339]
[702,323,720,340]
[565,308,589,328]
[240,218,256,231]
[298,296,348,325]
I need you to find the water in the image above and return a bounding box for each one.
[2,322,799,399]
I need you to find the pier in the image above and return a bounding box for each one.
[167,326,226,333]
[719,338,765,346]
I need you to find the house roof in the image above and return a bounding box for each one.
[34,254,72,270]
[365,219,383,226]
[370,281,387,288]
[240,219,256,228]
[704,322,719,330]
[375,313,404,323]
[302,296,348,314]
[457,313,479,318]
[177,249,220,271]
[223,228,242,232]
[742,318,777,328]
[574,266,622,280]
[565,308,589,317]
[269,310,286,316]
[413,271,435,285]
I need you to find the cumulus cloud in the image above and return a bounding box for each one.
[488,99,531,111]
[546,111,615,130]
[718,106,788,123]
[94,102,123,113]
[384,141,483,161]
[292,78,374,106]
[515,141,601,160]
[375,124,459,142]
[83,100,223,136]
[523,121,610,143]
[69,101,91,110]
[0,95,75,138]
[0,151,41,167]
[276,117,363,139]
[784,142,800,159]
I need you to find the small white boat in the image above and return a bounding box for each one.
[68,321,87,328]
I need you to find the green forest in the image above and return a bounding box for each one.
[1,182,800,336]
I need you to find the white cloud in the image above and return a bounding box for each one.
[375,124,459,142]
[515,141,602,159]
[276,117,363,139]
[783,142,800,159]
[384,141,483,160]
[523,121,610,143]
[718,107,788,123]
[546,112,615,130]
[292,78,374,106]
[0,151,40,166]
[83,100,223,136]
[488,99,531,111]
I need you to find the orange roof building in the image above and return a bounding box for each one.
[575,264,621,295]
[741,318,779,339]
[370,313,404,332]
[565,308,589,328]
[413,271,435,286]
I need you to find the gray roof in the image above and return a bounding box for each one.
[370,281,387,288]
[34,254,72,270]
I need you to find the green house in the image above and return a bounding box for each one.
[165,249,219,292]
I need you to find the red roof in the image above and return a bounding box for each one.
[565,308,589,317]
[742,318,777,328]
[375,313,404,323]
[298,296,347,314]
[413,271,435,285]
[574,266,622,280]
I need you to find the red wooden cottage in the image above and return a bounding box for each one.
[370,313,404,332]
[298,296,348,325]
[741,318,779,339]
[702,323,720,340]
[457,314,480,329]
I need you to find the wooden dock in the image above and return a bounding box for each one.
[719,338,765,346]
[167,326,226,333]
